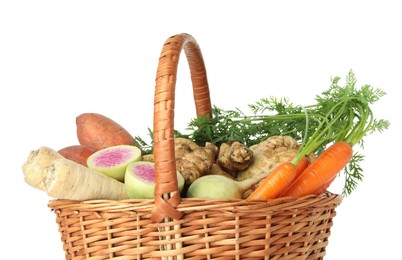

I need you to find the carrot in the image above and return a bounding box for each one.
[58,145,97,166]
[22,146,129,200]
[76,113,140,150]
[246,162,297,200]
[312,175,336,195]
[295,155,310,178]
[281,141,353,197]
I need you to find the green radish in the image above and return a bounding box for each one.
[125,161,185,199]
[186,173,268,199]
[87,145,141,182]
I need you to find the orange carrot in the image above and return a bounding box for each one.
[312,175,336,195]
[282,141,352,197]
[246,162,297,200]
[295,155,310,178]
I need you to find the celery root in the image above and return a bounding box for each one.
[22,146,129,200]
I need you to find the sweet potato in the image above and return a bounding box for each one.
[58,145,97,166]
[76,113,140,150]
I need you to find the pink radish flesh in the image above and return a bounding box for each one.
[93,148,134,167]
[132,164,155,183]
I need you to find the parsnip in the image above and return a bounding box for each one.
[22,146,129,200]
[22,146,63,190]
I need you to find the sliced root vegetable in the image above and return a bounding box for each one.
[124,161,185,199]
[76,112,141,150]
[22,146,129,200]
[87,145,142,182]
[58,145,97,167]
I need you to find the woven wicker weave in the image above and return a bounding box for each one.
[48,33,342,260]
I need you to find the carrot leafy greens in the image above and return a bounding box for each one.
[176,70,390,196]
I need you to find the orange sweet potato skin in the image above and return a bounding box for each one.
[76,113,140,150]
[58,145,97,166]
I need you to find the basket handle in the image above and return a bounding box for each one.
[151,33,212,222]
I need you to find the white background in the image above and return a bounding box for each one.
[1,1,401,259]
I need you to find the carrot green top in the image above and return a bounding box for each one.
[138,70,390,196]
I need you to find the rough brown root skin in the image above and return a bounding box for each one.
[22,146,63,190]
[236,136,300,194]
[217,141,253,174]
[174,138,218,185]
[141,154,154,162]
[208,163,235,179]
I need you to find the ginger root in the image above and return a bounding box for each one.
[208,163,235,179]
[217,141,253,177]
[236,136,300,182]
[174,138,218,185]
[141,154,154,162]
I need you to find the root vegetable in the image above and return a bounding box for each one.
[22,146,63,190]
[174,138,201,157]
[236,136,299,182]
[246,162,297,200]
[174,138,218,185]
[186,172,268,199]
[76,113,140,150]
[282,141,353,197]
[58,145,97,167]
[22,146,129,200]
[125,161,185,199]
[141,154,154,162]
[86,145,142,182]
[217,141,253,175]
[295,155,309,177]
[208,163,235,179]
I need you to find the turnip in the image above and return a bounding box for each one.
[186,173,268,199]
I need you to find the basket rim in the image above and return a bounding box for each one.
[48,192,342,213]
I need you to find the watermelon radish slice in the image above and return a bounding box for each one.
[87,145,141,182]
[124,161,185,199]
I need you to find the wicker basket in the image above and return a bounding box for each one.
[48,33,342,260]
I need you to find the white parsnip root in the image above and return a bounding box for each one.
[22,146,128,200]
[22,146,63,191]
